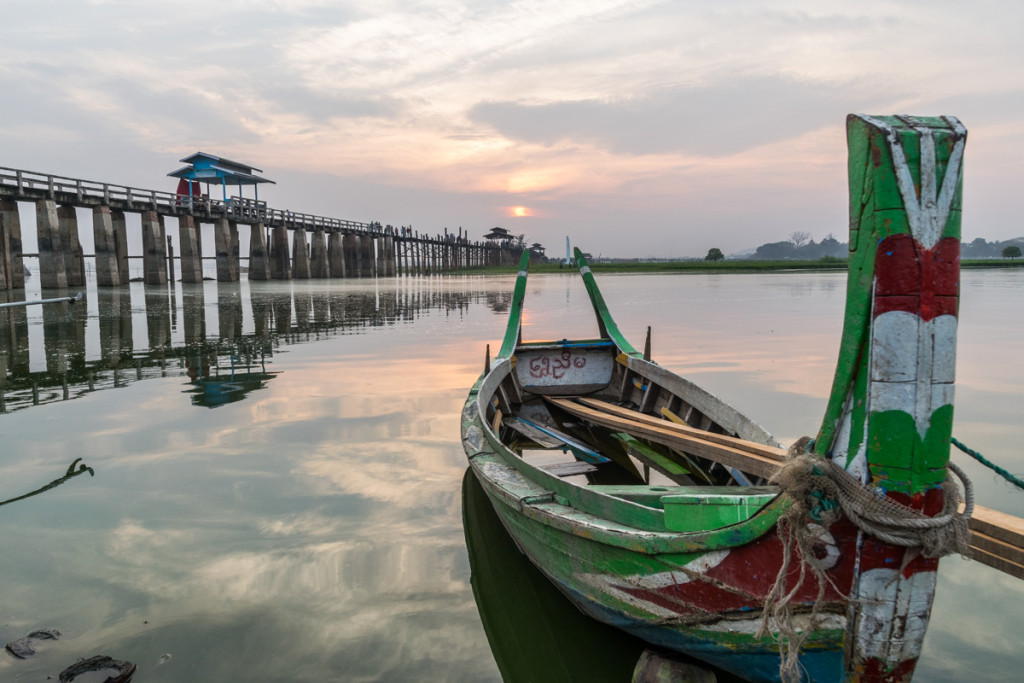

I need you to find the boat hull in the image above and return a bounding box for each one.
[469,457,847,683]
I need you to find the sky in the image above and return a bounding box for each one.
[2,0,1023,258]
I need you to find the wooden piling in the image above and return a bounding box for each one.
[57,206,85,287]
[270,224,291,280]
[111,209,130,284]
[92,206,120,286]
[328,232,345,278]
[214,218,239,282]
[36,199,68,289]
[310,229,329,278]
[359,235,374,277]
[142,210,168,285]
[248,222,271,280]
[178,215,204,283]
[343,234,359,278]
[375,236,388,277]
[0,199,25,289]
[292,228,311,279]
[167,233,175,284]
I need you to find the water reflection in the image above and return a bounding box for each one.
[462,468,717,682]
[0,280,513,414]
[184,347,280,408]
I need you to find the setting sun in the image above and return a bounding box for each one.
[508,206,532,217]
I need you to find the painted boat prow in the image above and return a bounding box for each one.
[462,114,971,683]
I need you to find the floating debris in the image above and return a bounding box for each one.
[58,655,136,683]
[4,628,61,658]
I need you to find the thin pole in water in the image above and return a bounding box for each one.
[0,291,83,309]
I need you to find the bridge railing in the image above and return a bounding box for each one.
[0,165,378,235]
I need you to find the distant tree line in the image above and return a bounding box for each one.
[748,232,847,260]
[745,233,1024,260]
[962,237,1024,259]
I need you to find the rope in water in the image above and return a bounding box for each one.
[952,436,1024,491]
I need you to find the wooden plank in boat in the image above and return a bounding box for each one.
[549,399,1024,577]
[970,504,1024,551]
[611,432,691,478]
[541,461,600,478]
[969,527,1024,569]
[514,416,611,464]
[505,417,563,448]
[968,541,1024,581]
[546,397,782,480]
[576,397,788,462]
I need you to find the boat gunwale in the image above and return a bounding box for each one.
[464,366,791,554]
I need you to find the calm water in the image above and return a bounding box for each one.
[1,267,1022,682]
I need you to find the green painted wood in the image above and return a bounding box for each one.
[815,115,965,476]
[573,248,643,358]
[612,432,691,476]
[497,250,532,359]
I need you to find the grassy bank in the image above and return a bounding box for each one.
[464,257,1024,275]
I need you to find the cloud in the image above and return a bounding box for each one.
[469,75,876,157]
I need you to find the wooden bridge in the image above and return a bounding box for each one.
[0,165,524,290]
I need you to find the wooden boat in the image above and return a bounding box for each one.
[460,115,971,683]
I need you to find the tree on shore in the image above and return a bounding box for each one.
[705,248,724,262]
[789,231,812,248]
[1003,245,1022,258]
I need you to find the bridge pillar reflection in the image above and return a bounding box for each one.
[97,287,133,367]
[181,283,206,343]
[217,283,242,340]
[0,290,30,380]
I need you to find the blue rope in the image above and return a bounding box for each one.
[951,437,1024,491]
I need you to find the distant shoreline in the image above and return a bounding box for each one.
[471,258,1024,275]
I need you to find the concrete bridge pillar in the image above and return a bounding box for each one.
[36,199,67,289]
[384,236,396,276]
[310,229,329,278]
[142,210,168,285]
[214,218,239,282]
[92,206,120,286]
[57,206,86,287]
[270,224,291,280]
[248,222,271,280]
[0,199,25,290]
[111,209,130,284]
[292,228,311,279]
[342,234,359,278]
[178,215,203,283]
[359,235,374,277]
[375,237,385,277]
[328,232,345,278]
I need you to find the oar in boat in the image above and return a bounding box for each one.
[547,396,1024,580]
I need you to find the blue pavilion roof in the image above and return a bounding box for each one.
[168,152,276,185]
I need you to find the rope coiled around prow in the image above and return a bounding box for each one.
[757,436,974,683]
